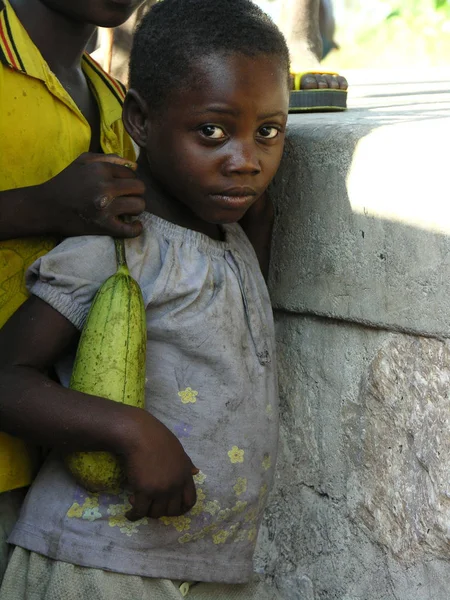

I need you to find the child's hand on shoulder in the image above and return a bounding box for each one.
[119,409,198,521]
[39,153,146,238]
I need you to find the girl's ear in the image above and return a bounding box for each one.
[122,89,149,149]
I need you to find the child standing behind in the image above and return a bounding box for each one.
[0,0,146,578]
[0,0,289,597]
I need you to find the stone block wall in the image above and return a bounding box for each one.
[256,76,450,599]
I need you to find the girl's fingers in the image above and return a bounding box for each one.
[165,495,183,517]
[105,179,146,208]
[86,153,138,172]
[94,194,145,216]
[183,477,197,511]
[147,498,169,519]
[101,216,143,239]
[125,491,151,521]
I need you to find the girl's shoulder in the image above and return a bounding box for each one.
[25,214,263,329]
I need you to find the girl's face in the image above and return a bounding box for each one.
[127,52,289,225]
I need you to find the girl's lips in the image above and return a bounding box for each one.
[216,187,257,197]
[209,186,257,208]
[208,194,256,210]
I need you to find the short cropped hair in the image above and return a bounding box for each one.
[129,0,290,111]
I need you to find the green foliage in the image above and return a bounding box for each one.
[323,0,450,69]
[435,0,450,17]
[435,0,449,10]
[386,9,401,19]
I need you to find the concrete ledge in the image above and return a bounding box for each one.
[269,68,450,338]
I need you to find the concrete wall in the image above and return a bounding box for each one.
[256,70,450,599]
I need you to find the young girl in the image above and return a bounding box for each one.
[0,0,290,597]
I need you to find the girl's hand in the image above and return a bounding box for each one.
[40,153,146,238]
[121,409,198,521]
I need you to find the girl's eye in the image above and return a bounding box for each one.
[258,126,279,139]
[200,125,226,139]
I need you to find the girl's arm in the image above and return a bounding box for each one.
[239,191,275,281]
[0,295,128,450]
[0,296,197,519]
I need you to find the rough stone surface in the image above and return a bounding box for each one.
[256,318,450,599]
[349,336,450,563]
[255,71,450,599]
[255,315,389,600]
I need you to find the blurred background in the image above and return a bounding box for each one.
[92,0,450,85]
[259,0,450,69]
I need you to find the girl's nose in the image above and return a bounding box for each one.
[222,141,261,176]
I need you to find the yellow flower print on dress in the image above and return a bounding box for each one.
[107,497,148,536]
[228,446,244,464]
[109,514,149,537]
[189,503,203,516]
[193,470,207,485]
[234,529,248,543]
[244,507,258,523]
[232,500,248,514]
[67,494,101,521]
[160,515,192,532]
[213,530,229,544]
[83,507,102,522]
[67,491,148,536]
[189,487,206,516]
[248,526,258,542]
[204,500,220,515]
[196,488,206,503]
[192,523,218,542]
[262,454,271,471]
[178,387,198,404]
[120,521,148,536]
[182,523,218,544]
[109,515,128,528]
[233,477,247,496]
[217,508,232,523]
[259,483,268,500]
[83,496,99,509]
[107,502,131,517]
[67,502,84,518]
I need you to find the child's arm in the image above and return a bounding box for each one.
[0,154,145,240]
[0,295,197,520]
[239,191,275,281]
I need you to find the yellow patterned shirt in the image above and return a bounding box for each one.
[0,0,135,493]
